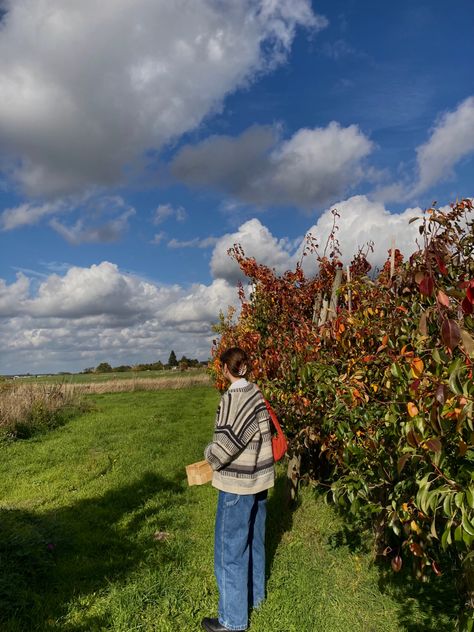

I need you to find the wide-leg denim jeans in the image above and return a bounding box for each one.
[214,489,268,631]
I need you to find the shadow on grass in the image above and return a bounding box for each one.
[326,509,459,631]
[265,472,299,577]
[376,560,460,632]
[327,522,367,553]
[0,471,186,631]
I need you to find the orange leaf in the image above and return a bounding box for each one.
[407,402,419,417]
[437,290,450,307]
[410,358,424,378]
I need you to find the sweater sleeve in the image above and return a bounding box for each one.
[204,391,259,470]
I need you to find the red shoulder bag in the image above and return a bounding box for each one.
[262,397,288,462]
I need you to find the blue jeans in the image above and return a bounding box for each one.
[214,489,268,631]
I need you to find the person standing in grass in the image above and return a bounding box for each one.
[202,347,275,632]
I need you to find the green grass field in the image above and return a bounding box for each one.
[0,386,458,631]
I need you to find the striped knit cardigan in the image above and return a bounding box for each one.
[204,381,275,495]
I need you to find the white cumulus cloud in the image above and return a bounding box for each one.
[300,195,426,275]
[153,203,187,225]
[172,122,374,209]
[412,96,474,195]
[0,200,67,230]
[210,218,296,284]
[0,0,324,197]
[0,261,240,373]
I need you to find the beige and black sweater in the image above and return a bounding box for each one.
[204,380,275,495]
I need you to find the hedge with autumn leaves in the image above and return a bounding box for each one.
[211,199,474,628]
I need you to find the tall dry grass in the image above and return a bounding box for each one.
[68,373,212,394]
[0,381,80,439]
[0,374,212,438]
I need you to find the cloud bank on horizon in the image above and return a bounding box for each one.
[0,0,473,373]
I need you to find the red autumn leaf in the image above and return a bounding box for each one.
[397,454,411,474]
[391,555,403,572]
[423,438,442,453]
[409,542,423,557]
[435,256,448,275]
[406,430,421,447]
[419,275,434,296]
[462,296,473,315]
[467,282,474,303]
[441,319,460,351]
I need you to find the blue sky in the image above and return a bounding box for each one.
[0,0,473,374]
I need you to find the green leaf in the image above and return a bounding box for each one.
[416,475,432,514]
[430,513,438,539]
[390,362,403,379]
[460,328,474,357]
[466,487,474,509]
[449,368,464,396]
[463,529,474,548]
[454,524,463,544]
[441,525,452,550]
[442,493,453,517]
[429,491,440,512]
[455,492,465,509]
[462,513,474,537]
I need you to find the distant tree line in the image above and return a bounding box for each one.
[83,350,206,374]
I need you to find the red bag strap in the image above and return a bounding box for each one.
[256,387,286,438]
[263,398,285,438]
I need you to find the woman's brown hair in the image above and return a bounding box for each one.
[220,347,248,378]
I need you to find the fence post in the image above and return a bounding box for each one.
[328,268,343,320]
[318,298,329,326]
[312,292,322,324]
[347,265,352,314]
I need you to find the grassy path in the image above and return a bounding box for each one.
[0,387,457,631]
